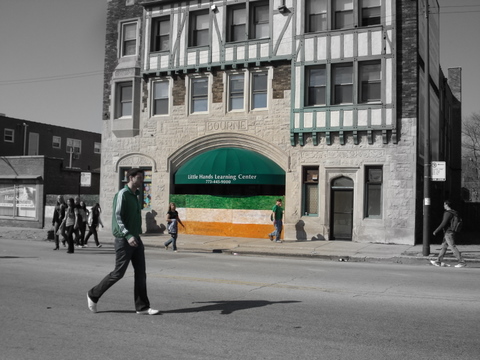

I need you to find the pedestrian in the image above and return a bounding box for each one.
[60,198,78,254]
[268,199,284,243]
[87,168,159,315]
[52,195,66,250]
[76,201,89,248]
[430,200,466,268]
[164,202,185,252]
[84,203,104,248]
[73,196,82,247]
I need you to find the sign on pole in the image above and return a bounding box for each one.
[431,161,446,181]
[80,172,92,187]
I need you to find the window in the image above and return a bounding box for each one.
[303,167,319,216]
[116,82,133,118]
[365,166,382,218]
[307,66,326,106]
[94,142,101,154]
[251,72,268,109]
[0,183,37,218]
[306,0,327,32]
[359,61,381,103]
[334,0,354,29]
[52,136,61,149]
[121,22,137,56]
[251,2,269,39]
[361,0,381,26]
[228,73,245,111]
[191,77,209,113]
[151,17,170,52]
[66,138,82,154]
[228,5,246,42]
[189,10,209,47]
[4,128,14,142]
[332,63,353,104]
[152,81,169,115]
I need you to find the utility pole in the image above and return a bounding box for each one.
[422,0,431,256]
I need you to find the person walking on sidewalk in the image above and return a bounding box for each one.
[164,202,185,252]
[52,195,67,250]
[84,203,104,248]
[87,168,159,315]
[430,200,466,268]
[268,199,284,243]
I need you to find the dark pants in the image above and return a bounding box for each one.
[66,225,75,253]
[88,237,150,312]
[85,224,99,246]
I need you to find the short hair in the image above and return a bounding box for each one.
[444,200,452,207]
[276,199,283,202]
[127,168,144,179]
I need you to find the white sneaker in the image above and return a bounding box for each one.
[430,260,441,267]
[87,293,97,313]
[454,263,466,268]
[136,308,160,315]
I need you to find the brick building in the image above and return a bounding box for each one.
[99,0,461,245]
[0,115,101,228]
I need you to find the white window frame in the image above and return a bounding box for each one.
[4,128,14,142]
[227,71,246,112]
[52,136,61,149]
[306,0,327,33]
[151,79,170,116]
[66,138,82,154]
[251,1,269,40]
[115,81,133,119]
[360,0,381,27]
[333,0,354,30]
[189,10,209,47]
[94,142,101,154]
[188,75,210,115]
[359,60,382,103]
[120,21,138,57]
[250,69,270,110]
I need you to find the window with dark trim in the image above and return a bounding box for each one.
[227,4,246,42]
[361,0,381,26]
[306,66,326,106]
[228,73,245,111]
[359,60,381,103]
[306,0,327,33]
[365,166,382,218]
[251,2,269,39]
[116,82,133,118]
[52,136,61,149]
[189,10,209,47]
[332,63,353,104]
[333,0,354,29]
[4,128,14,143]
[191,77,209,113]
[121,22,137,56]
[251,72,268,109]
[303,167,319,216]
[151,16,170,52]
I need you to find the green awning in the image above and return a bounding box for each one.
[175,148,285,185]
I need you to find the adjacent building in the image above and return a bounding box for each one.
[0,115,102,228]
[99,0,461,244]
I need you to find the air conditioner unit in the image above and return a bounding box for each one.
[73,153,80,159]
[73,147,81,154]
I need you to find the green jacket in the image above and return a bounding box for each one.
[112,185,142,240]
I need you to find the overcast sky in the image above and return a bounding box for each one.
[0,0,479,134]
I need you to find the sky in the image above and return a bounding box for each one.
[0,0,479,134]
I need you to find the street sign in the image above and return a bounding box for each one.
[431,161,446,181]
[80,172,92,187]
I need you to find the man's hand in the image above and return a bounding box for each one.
[128,237,139,247]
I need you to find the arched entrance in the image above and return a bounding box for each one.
[330,176,354,240]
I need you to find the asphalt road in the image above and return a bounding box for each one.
[1,239,479,360]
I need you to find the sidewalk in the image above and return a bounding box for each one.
[2,227,479,267]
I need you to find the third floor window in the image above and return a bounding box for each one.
[151,17,170,52]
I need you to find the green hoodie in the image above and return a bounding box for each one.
[112,185,142,240]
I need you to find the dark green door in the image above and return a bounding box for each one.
[330,177,354,240]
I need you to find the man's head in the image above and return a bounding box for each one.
[276,199,282,206]
[127,168,144,190]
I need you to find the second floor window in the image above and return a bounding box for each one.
[116,82,133,118]
[251,72,268,109]
[66,138,82,154]
[151,17,170,52]
[306,0,327,33]
[4,128,14,142]
[121,22,137,56]
[94,142,101,154]
[189,10,209,47]
[52,136,61,149]
[229,73,245,111]
[152,81,169,115]
[191,77,209,113]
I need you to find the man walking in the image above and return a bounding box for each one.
[87,168,159,315]
[430,200,466,268]
[268,199,284,243]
